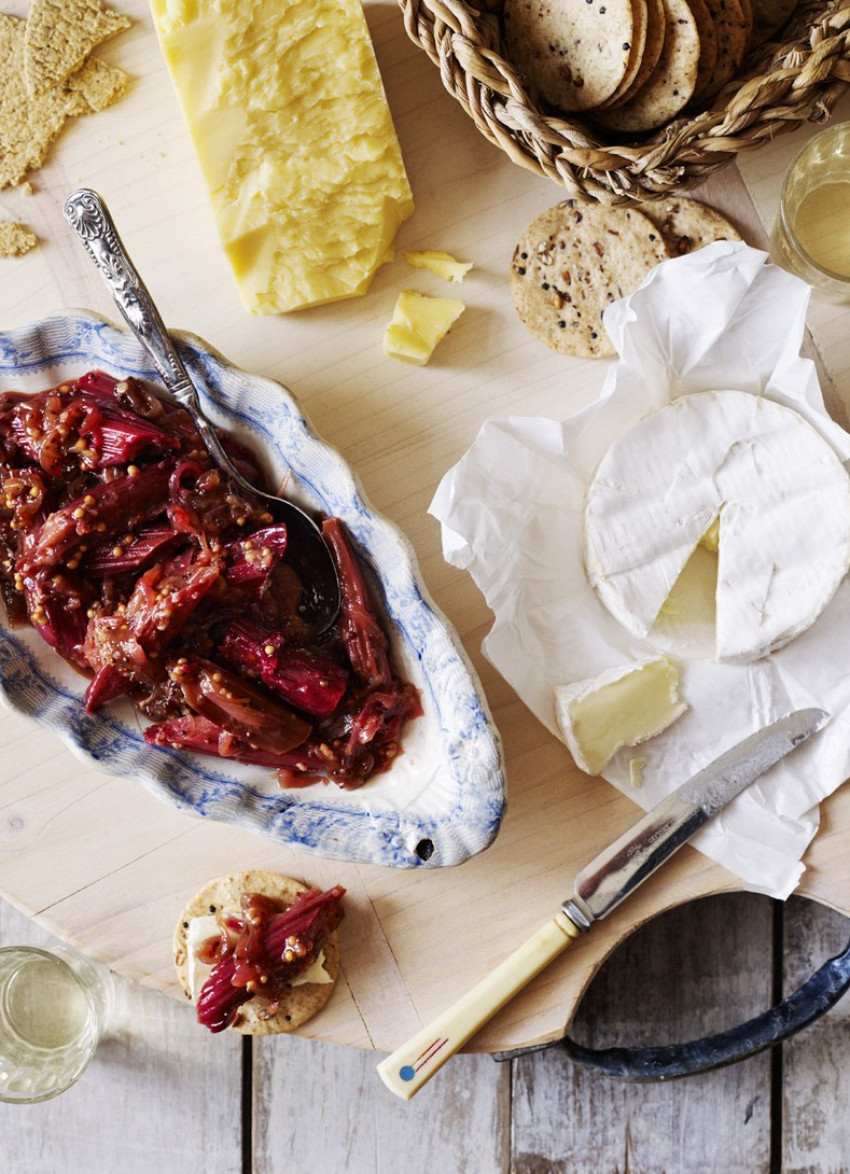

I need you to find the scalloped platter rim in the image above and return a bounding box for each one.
[0,310,506,869]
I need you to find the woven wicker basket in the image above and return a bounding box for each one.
[398,0,850,202]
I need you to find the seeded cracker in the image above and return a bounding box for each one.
[503,0,636,112]
[601,0,666,108]
[684,0,719,100]
[0,220,37,257]
[173,871,342,1036]
[24,0,130,97]
[0,14,127,191]
[594,0,700,132]
[640,196,742,253]
[599,0,649,109]
[697,0,749,102]
[510,203,669,359]
[1,14,70,189]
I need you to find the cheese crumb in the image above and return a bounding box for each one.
[555,656,687,776]
[404,250,473,282]
[628,756,647,788]
[383,290,465,365]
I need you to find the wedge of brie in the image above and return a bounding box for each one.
[584,390,850,661]
[554,656,686,776]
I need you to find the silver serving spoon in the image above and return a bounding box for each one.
[63,188,340,632]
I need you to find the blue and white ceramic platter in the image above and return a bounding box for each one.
[0,311,506,868]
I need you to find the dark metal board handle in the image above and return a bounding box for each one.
[493,936,850,1080]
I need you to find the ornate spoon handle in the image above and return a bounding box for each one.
[63,187,263,481]
[63,188,202,414]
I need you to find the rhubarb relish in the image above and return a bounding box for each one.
[0,371,421,788]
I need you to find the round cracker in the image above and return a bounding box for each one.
[696,0,749,104]
[174,869,342,1036]
[593,0,701,132]
[510,202,670,359]
[750,0,798,43]
[684,0,719,102]
[639,196,743,254]
[602,0,667,108]
[598,0,650,109]
[504,0,637,112]
[738,0,754,44]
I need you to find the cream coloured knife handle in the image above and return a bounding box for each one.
[377,911,582,1100]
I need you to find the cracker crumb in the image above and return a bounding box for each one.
[0,220,38,257]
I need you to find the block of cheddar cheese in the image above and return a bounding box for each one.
[149,0,414,314]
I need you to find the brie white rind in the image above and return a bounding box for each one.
[584,390,850,661]
[554,655,687,776]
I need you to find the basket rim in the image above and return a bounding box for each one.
[398,0,850,199]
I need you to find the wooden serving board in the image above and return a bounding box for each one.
[1,0,849,1056]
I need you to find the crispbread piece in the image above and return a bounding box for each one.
[640,196,743,253]
[1,14,70,189]
[504,0,637,112]
[0,220,37,257]
[509,202,669,359]
[65,55,128,112]
[0,13,127,190]
[24,0,130,97]
[594,0,700,131]
[173,870,342,1036]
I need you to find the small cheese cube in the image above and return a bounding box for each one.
[150,0,414,314]
[383,291,465,365]
[554,656,686,776]
[404,250,473,282]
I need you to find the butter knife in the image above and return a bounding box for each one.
[377,707,828,1099]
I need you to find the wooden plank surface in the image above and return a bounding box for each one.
[4,890,850,1172]
[511,893,776,1174]
[782,898,850,1172]
[0,896,243,1174]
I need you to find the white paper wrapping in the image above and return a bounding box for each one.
[431,242,850,899]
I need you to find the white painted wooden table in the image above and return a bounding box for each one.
[3,1,850,1168]
[3,890,850,1172]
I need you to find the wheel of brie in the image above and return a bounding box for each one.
[584,390,850,661]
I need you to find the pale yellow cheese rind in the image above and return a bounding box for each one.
[149,0,414,314]
[554,655,687,776]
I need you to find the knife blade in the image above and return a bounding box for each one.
[377,707,828,1100]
